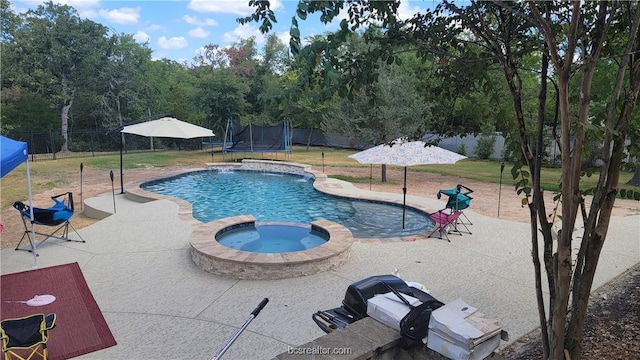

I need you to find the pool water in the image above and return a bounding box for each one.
[217,223,328,253]
[142,170,433,238]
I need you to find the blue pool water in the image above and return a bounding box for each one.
[142,170,434,238]
[217,223,328,253]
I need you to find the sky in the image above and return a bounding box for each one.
[10,0,433,65]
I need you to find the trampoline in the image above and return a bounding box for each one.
[222,119,292,160]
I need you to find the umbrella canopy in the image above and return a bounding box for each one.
[348,139,466,166]
[1,135,29,178]
[121,117,214,139]
[349,139,467,228]
[1,135,37,266]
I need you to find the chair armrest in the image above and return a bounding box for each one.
[45,314,56,330]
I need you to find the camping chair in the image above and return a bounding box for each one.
[428,210,463,242]
[437,184,473,234]
[13,192,85,252]
[1,313,56,360]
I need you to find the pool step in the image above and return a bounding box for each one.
[83,192,146,220]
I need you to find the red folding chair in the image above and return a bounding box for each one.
[428,210,463,242]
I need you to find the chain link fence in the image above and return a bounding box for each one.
[2,129,209,162]
[4,128,632,166]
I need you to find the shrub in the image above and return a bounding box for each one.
[474,135,496,159]
[456,143,467,156]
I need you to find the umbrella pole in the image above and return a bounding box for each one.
[369,164,372,191]
[80,162,84,210]
[498,161,505,217]
[402,167,407,229]
[120,133,125,194]
[26,157,37,268]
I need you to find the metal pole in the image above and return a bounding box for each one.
[402,167,407,229]
[25,156,37,268]
[322,152,324,173]
[120,133,124,194]
[80,163,84,210]
[498,161,505,217]
[212,298,269,360]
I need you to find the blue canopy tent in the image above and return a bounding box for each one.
[1,135,37,266]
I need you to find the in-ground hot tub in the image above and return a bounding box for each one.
[189,215,353,280]
[216,222,329,253]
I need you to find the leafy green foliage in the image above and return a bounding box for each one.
[196,69,250,131]
[474,135,496,160]
[456,143,467,156]
[510,161,532,198]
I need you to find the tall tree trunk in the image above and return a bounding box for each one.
[533,38,553,359]
[60,78,73,152]
[566,22,640,357]
[60,99,72,152]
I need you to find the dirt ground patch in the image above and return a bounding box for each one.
[499,263,640,359]
[1,164,638,358]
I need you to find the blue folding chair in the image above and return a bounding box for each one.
[13,192,86,252]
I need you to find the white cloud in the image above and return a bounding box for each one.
[188,0,283,16]
[189,27,210,38]
[320,0,424,31]
[222,23,265,44]
[157,36,189,50]
[53,0,100,8]
[134,31,150,44]
[99,7,141,25]
[398,0,423,20]
[17,0,100,19]
[146,24,163,32]
[277,31,291,48]
[183,15,218,27]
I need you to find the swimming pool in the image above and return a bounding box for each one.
[141,169,434,238]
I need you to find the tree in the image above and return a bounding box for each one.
[10,1,109,151]
[243,1,640,359]
[252,34,293,124]
[143,59,201,124]
[276,68,339,148]
[322,31,431,146]
[98,33,153,130]
[261,33,291,75]
[0,0,22,86]
[195,69,250,134]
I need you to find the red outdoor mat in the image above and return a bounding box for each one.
[1,262,117,359]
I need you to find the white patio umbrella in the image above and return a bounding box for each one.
[349,139,467,228]
[121,117,215,139]
[117,117,215,193]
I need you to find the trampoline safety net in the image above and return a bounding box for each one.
[224,121,291,153]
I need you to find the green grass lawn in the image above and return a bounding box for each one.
[1,145,636,208]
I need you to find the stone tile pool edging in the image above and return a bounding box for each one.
[121,159,440,279]
[123,159,438,239]
[189,215,354,280]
